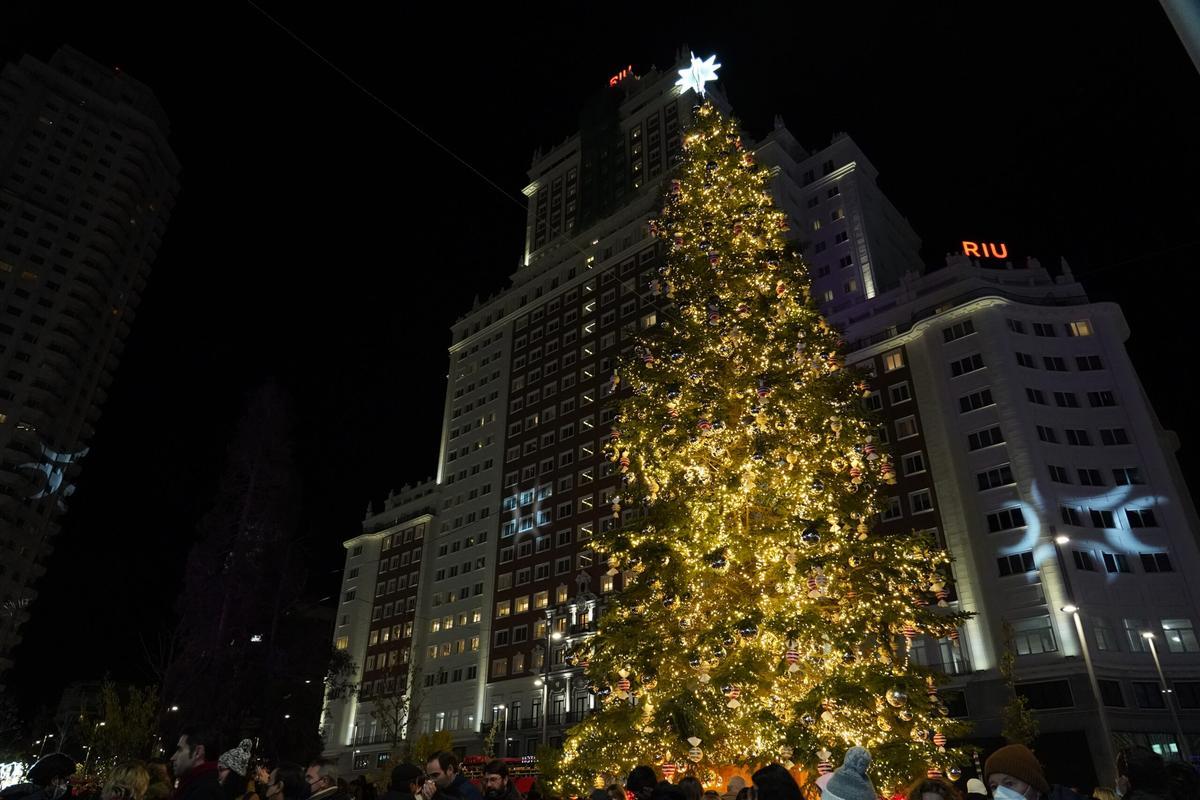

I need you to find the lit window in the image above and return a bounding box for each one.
[883,350,905,372]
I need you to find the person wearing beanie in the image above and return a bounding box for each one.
[218,740,258,800]
[904,777,961,800]
[985,744,1087,800]
[817,748,875,800]
[965,779,989,800]
[1115,746,1167,800]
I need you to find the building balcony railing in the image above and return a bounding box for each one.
[350,732,394,747]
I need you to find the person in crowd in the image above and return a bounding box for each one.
[305,760,348,800]
[649,782,685,800]
[702,791,721,800]
[102,763,151,800]
[421,753,481,800]
[751,765,802,800]
[986,744,1089,800]
[252,762,272,800]
[144,761,173,800]
[733,789,749,800]
[1162,761,1198,800]
[607,786,625,800]
[904,778,962,800]
[1115,747,1167,800]
[172,727,225,800]
[380,765,423,800]
[15,754,78,800]
[720,778,745,800]
[264,763,307,800]
[626,768,657,800]
[812,748,874,800]
[677,778,701,800]
[481,761,522,800]
[588,788,609,800]
[218,740,257,800]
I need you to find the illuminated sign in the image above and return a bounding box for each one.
[608,65,634,87]
[675,52,721,97]
[962,240,1009,259]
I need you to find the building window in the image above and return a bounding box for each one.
[1126,508,1158,528]
[1043,356,1068,371]
[1067,320,1093,337]
[1140,553,1173,573]
[997,551,1035,576]
[1162,619,1200,653]
[959,388,994,413]
[1078,469,1104,486]
[950,353,985,377]
[1016,352,1036,368]
[986,507,1026,533]
[967,426,1004,450]
[1100,428,1130,446]
[1132,681,1167,709]
[883,350,904,372]
[1054,391,1079,408]
[889,382,912,404]
[1090,509,1116,528]
[942,319,976,342]
[1032,322,1057,338]
[902,451,926,476]
[1065,429,1092,446]
[895,416,918,439]
[1048,465,1070,484]
[863,391,883,411]
[1076,355,1103,371]
[1010,616,1057,655]
[1026,388,1047,405]
[1102,553,1132,574]
[1060,505,1082,526]
[977,464,1014,491]
[880,497,903,521]
[909,489,933,514]
[1088,391,1117,407]
[1113,467,1144,486]
[1072,550,1096,571]
[1007,318,1027,334]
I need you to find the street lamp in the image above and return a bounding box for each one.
[36,734,54,759]
[1059,604,1116,783]
[169,705,179,713]
[491,704,509,758]
[1141,631,1191,759]
[540,629,564,745]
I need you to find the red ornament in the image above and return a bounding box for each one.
[936,587,950,607]
[617,677,631,693]
[698,419,713,432]
[933,732,947,747]
[661,763,677,780]
[926,767,943,779]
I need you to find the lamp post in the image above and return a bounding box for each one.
[536,629,564,745]
[492,704,508,758]
[1142,631,1191,759]
[1052,530,1117,784]
[35,734,54,759]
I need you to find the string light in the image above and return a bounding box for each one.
[556,102,970,794]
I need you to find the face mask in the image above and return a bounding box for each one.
[993,787,1027,800]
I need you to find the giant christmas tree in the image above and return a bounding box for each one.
[558,99,969,792]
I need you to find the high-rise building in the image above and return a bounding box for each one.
[832,252,1200,782]
[322,479,439,771]
[0,46,180,682]
[327,50,1200,781]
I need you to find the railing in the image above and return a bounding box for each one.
[351,732,395,746]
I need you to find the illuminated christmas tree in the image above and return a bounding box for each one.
[558,100,969,792]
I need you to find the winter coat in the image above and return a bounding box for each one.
[448,777,482,800]
[173,763,225,800]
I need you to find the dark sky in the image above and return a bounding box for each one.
[3,4,1199,711]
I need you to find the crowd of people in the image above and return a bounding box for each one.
[2,735,1197,800]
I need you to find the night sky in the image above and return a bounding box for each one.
[3,4,1199,712]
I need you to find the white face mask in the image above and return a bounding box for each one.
[993,787,1027,800]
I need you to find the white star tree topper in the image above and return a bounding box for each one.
[675,52,721,97]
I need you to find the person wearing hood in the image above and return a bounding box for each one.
[814,748,874,800]
[750,764,801,800]
[985,744,1087,800]
[482,762,522,800]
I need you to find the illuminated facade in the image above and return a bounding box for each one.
[322,480,439,772]
[0,47,179,685]
[328,50,1200,780]
[835,253,1200,780]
